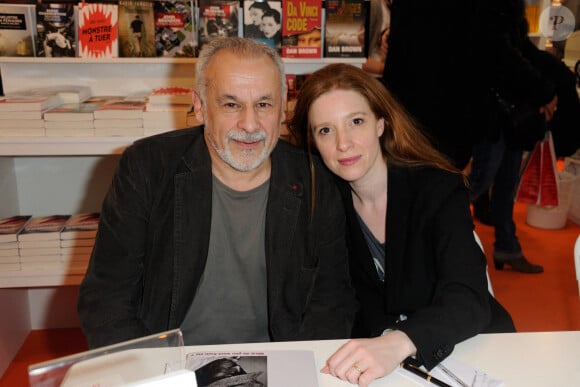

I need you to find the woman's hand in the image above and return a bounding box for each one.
[320,330,417,387]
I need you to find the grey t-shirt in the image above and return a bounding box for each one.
[180,175,271,345]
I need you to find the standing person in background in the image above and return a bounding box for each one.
[469,0,558,274]
[289,63,514,387]
[382,1,492,170]
[78,37,357,349]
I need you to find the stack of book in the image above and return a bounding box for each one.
[59,212,99,271]
[143,87,193,136]
[17,215,70,271]
[93,96,145,136]
[44,102,101,137]
[0,94,62,137]
[0,215,31,272]
[0,85,93,137]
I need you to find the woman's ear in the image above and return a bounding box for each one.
[377,117,385,137]
[192,91,204,123]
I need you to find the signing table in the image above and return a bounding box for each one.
[30,331,580,386]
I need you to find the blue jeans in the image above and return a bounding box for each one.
[470,133,523,259]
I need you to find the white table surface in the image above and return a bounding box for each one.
[48,331,580,387]
[181,331,580,386]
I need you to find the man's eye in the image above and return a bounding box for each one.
[257,102,272,109]
[224,102,238,109]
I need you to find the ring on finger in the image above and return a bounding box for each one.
[352,363,362,373]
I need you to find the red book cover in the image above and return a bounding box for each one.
[60,212,100,240]
[18,215,70,242]
[0,215,32,243]
[77,2,119,59]
[148,86,193,105]
[281,0,322,58]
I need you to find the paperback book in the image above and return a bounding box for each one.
[18,215,70,242]
[93,99,145,119]
[198,0,239,51]
[0,94,62,112]
[0,127,44,137]
[147,86,193,106]
[185,350,319,386]
[242,0,282,52]
[77,1,119,59]
[94,126,143,136]
[281,0,322,58]
[35,1,76,57]
[0,119,44,129]
[118,0,156,57]
[0,3,37,57]
[59,212,99,240]
[324,0,365,58]
[44,124,95,137]
[153,0,196,57]
[0,215,32,243]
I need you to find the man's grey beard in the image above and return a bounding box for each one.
[210,130,271,172]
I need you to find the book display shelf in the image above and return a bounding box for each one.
[0,55,364,378]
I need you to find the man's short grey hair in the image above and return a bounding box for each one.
[195,37,286,104]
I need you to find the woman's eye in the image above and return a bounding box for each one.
[352,117,364,125]
[317,127,331,135]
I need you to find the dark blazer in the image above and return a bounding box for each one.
[78,127,357,349]
[338,163,514,369]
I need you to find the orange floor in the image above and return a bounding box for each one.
[1,202,579,387]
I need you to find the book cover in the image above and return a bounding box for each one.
[93,100,145,119]
[285,73,308,116]
[77,1,119,59]
[185,350,320,386]
[198,0,239,51]
[324,0,365,58]
[18,215,70,242]
[60,212,99,240]
[242,0,282,53]
[281,0,322,58]
[147,86,193,105]
[0,3,37,57]
[0,215,32,243]
[153,0,196,58]
[118,0,156,57]
[35,1,76,57]
[0,94,62,112]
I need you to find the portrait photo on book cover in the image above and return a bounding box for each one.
[186,353,266,386]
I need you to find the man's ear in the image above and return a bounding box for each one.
[192,90,204,123]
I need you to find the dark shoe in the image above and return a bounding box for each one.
[493,256,544,273]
